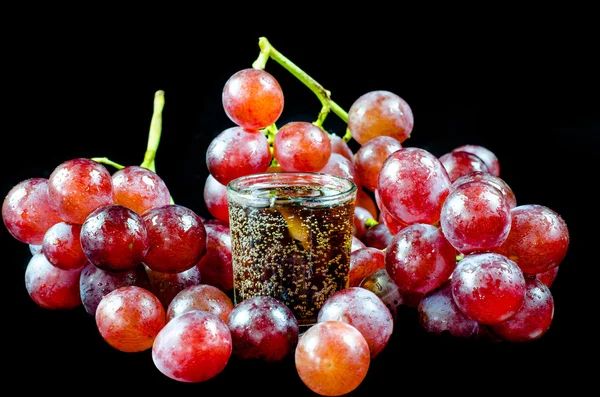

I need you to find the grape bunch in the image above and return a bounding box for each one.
[3,36,570,397]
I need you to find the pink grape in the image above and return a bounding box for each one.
[453,144,500,176]
[451,252,526,324]
[112,165,171,215]
[347,90,414,145]
[206,126,272,186]
[318,152,359,186]
[95,285,166,353]
[273,121,331,172]
[295,320,370,396]
[227,295,299,362]
[417,281,480,339]
[42,221,87,270]
[377,147,451,225]
[353,205,374,239]
[439,150,489,182]
[492,204,569,275]
[386,223,457,295]
[80,204,150,272]
[79,262,151,316]
[317,287,394,358]
[361,222,394,250]
[356,188,379,221]
[354,136,403,192]
[47,158,114,224]
[195,223,233,292]
[351,235,367,252]
[25,252,83,310]
[166,284,234,323]
[222,68,284,131]
[440,180,512,254]
[329,132,354,162]
[488,277,554,342]
[142,204,207,274]
[152,310,232,383]
[2,177,63,244]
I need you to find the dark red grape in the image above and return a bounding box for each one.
[25,252,82,310]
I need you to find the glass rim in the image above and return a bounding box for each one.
[226,171,357,206]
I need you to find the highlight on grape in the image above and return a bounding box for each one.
[3,36,569,396]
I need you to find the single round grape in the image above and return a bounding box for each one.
[2,177,63,244]
[295,320,370,396]
[386,223,457,295]
[349,246,386,287]
[348,90,414,145]
[361,222,394,250]
[453,144,500,176]
[47,158,114,224]
[203,174,229,224]
[317,287,394,359]
[492,204,569,275]
[142,204,207,274]
[206,126,272,186]
[417,281,480,339]
[144,264,202,308]
[112,165,171,215]
[351,235,367,252]
[353,206,375,239]
[222,68,284,131]
[25,252,82,310]
[227,295,299,362]
[273,121,331,172]
[360,268,423,317]
[195,223,233,292]
[354,136,403,192]
[95,285,166,352]
[79,262,151,316]
[80,204,150,272]
[451,252,526,324]
[488,277,554,342]
[439,150,489,182]
[152,310,232,383]
[329,132,354,162]
[377,147,451,225]
[451,171,517,208]
[42,221,87,270]
[167,284,234,323]
[440,181,512,254]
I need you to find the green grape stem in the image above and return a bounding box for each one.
[141,90,166,172]
[252,37,350,139]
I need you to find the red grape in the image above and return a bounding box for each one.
[42,221,87,270]
[203,173,230,224]
[451,171,517,208]
[535,265,559,288]
[439,150,489,182]
[329,132,354,162]
[227,295,299,362]
[318,152,359,186]
[206,126,272,186]
[451,252,526,324]
[2,177,63,244]
[25,252,83,310]
[354,136,402,192]
[377,147,451,225]
[273,121,331,172]
[112,165,171,215]
[361,222,394,250]
[152,310,232,383]
[492,204,569,275]
[488,277,554,342]
[47,158,114,224]
[222,68,284,131]
[348,246,386,287]
[347,90,414,145]
[80,204,150,272]
[386,223,457,295]
[195,222,233,292]
[142,204,207,274]
[452,144,500,176]
[95,285,166,352]
[295,321,370,396]
[440,180,512,254]
[144,264,203,308]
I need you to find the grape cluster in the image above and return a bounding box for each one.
[3,37,570,397]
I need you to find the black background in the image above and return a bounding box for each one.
[3,12,597,394]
